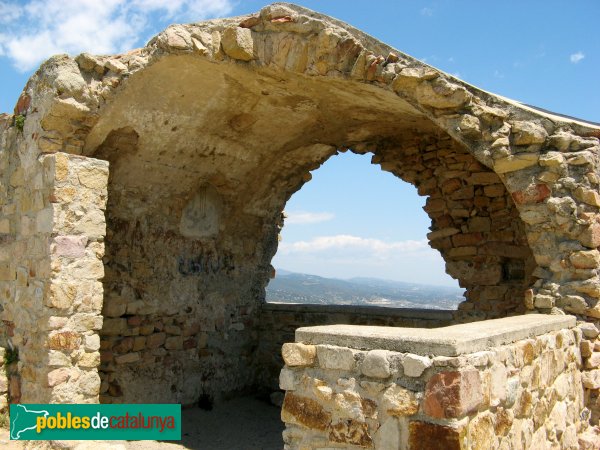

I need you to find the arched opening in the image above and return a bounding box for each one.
[266,150,463,309]
[86,52,536,406]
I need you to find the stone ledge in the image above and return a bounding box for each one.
[263,302,454,322]
[295,314,576,356]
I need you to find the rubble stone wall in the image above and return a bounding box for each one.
[279,316,596,449]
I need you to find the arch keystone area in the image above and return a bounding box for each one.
[1,2,600,442]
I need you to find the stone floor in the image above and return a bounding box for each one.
[0,396,284,450]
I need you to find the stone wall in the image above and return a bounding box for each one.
[257,303,453,391]
[279,316,598,449]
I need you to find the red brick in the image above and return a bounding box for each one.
[511,184,550,205]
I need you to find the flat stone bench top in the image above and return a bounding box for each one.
[295,314,576,357]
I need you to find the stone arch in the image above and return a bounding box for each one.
[1,2,599,405]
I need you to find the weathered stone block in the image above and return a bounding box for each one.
[570,250,600,269]
[403,354,432,377]
[329,419,373,447]
[47,331,81,351]
[221,27,255,61]
[408,421,466,450]
[316,345,355,371]
[282,343,316,367]
[382,385,419,417]
[52,236,88,258]
[494,153,539,173]
[281,392,331,431]
[165,336,183,350]
[361,350,391,378]
[48,368,71,387]
[78,351,100,368]
[146,332,166,349]
[114,352,140,364]
[423,369,483,419]
[511,184,550,205]
[511,121,548,145]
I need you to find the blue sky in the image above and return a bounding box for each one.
[1,1,598,286]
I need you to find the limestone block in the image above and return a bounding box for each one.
[316,345,355,371]
[582,369,600,389]
[403,354,432,377]
[281,392,331,431]
[78,371,101,396]
[585,352,600,369]
[48,368,71,387]
[146,332,166,349]
[414,78,470,109]
[534,294,554,309]
[575,186,600,208]
[332,390,364,421]
[539,151,565,168]
[279,368,296,391]
[329,419,372,447]
[581,340,594,358]
[423,369,483,419]
[78,352,100,368]
[221,27,255,61]
[381,385,419,417]
[282,343,316,367]
[48,316,69,330]
[562,295,589,315]
[511,121,548,145]
[578,222,600,249]
[467,413,496,450]
[494,153,539,173]
[571,250,600,269]
[361,350,391,378]
[374,417,401,449]
[48,331,81,351]
[162,26,191,50]
[105,59,127,73]
[495,407,514,436]
[580,322,599,339]
[48,350,71,367]
[489,363,507,406]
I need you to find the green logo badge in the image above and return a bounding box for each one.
[10,404,181,440]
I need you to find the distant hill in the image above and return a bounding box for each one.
[266,271,462,310]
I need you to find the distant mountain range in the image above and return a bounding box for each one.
[266,270,463,310]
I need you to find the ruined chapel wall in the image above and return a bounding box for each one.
[0,88,107,405]
[99,213,263,405]
[374,133,536,319]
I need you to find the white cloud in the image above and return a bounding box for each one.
[493,69,504,79]
[420,7,433,16]
[0,1,22,23]
[272,234,456,285]
[0,0,233,72]
[285,211,335,225]
[279,234,429,255]
[570,51,585,64]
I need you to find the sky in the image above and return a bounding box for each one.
[0,1,598,287]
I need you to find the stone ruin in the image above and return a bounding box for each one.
[0,2,600,448]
